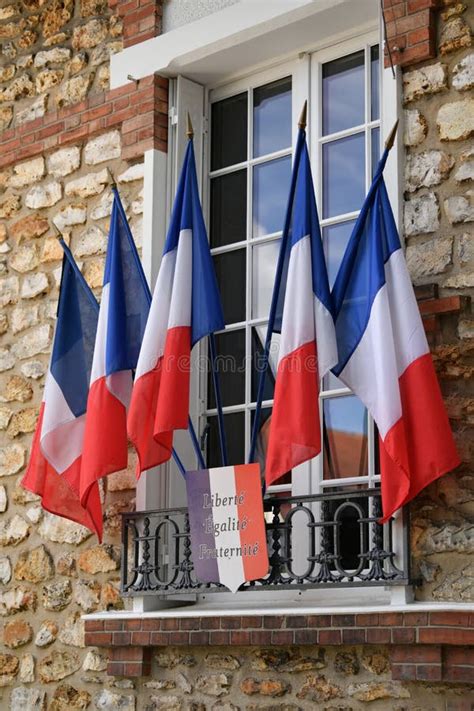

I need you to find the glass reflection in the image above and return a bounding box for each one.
[211,93,247,171]
[251,325,280,403]
[207,329,245,409]
[253,156,291,237]
[322,220,356,289]
[213,249,246,325]
[252,239,280,319]
[210,170,247,249]
[254,77,292,158]
[322,50,365,135]
[323,133,365,218]
[371,45,380,121]
[207,412,245,469]
[323,396,368,480]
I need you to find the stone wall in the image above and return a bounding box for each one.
[401,0,474,603]
[0,0,122,134]
[0,0,164,708]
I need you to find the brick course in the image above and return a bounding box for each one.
[85,610,474,679]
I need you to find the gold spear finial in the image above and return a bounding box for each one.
[186,112,194,139]
[385,119,399,150]
[298,100,307,130]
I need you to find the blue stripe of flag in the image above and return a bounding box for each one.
[50,255,99,418]
[331,148,402,376]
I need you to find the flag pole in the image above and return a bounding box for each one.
[384,119,399,150]
[248,101,307,466]
[186,112,228,468]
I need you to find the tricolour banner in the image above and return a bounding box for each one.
[186,464,269,593]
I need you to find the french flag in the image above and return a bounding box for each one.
[128,138,224,476]
[21,243,102,536]
[265,126,337,489]
[79,187,150,533]
[332,147,460,523]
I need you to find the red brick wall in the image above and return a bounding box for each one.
[383,0,438,67]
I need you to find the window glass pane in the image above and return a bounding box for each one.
[211,93,247,171]
[322,50,365,135]
[322,220,356,289]
[206,412,245,468]
[371,127,380,178]
[210,170,247,249]
[253,77,292,158]
[251,325,279,403]
[253,156,291,237]
[213,249,246,325]
[323,133,365,218]
[207,329,245,409]
[323,396,368,480]
[371,45,380,121]
[252,239,280,319]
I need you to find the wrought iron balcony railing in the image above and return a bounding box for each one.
[121,487,410,596]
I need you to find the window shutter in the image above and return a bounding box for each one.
[174,75,205,193]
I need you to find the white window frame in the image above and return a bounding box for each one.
[133,8,409,610]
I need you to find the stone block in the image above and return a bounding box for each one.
[74,224,107,257]
[0,444,25,477]
[20,360,46,380]
[0,194,21,219]
[83,257,104,288]
[47,146,81,178]
[8,157,45,188]
[0,106,13,131]
[42,579,72,611]
[118,163,144,183]
[10,686,46,710]
[437,99,474,141]
[65,168,108,198]
[38,511,92,544]
[19,653,35,683]
[42,0,73,38]
[55,74,93,109]
[403,63,448,103]
[453,52,474,91]
[58,612,85,648]
[404,109,428,147]
[85,130,121,165]
[16,95,48,126]
[405,150,454,192]
[458,232,474,263]
[34,47,71,67]
[10,214,49,241]
[35,621,58,647]
[93,690,135,711]
[40,237,64,263]
[3,620,33,648]
[444,191,474,223]
[21,272,49,299]
[348,682,410,702]
[0,276,19,307]
[78,544,120,574]
[12,324,51,362]
[0,587,36,616]
[49,684,91,711]
[35,68,64,92]
[67,50,88,75]
[0,375,33,402]
[454,154,474,182]
[38,650,81,683]
[0,64,15,81]
[72,18,108,49]
[0,487,7,513]
[53,204,87,231]
[0,349,15,372]
[295,674,341,702]
[74,578,101,612]
[90,189,114,219]
[439,15,472,55]
[14,544,55,583]
[404,193,439,236]
[7,407,37,437]
[9,245,40,274]
[0,515,29,545]
[25,181,62,209]
[0,74,35,102]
